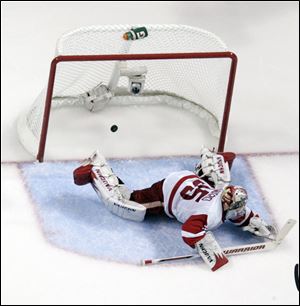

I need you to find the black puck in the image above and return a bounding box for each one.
[110,125,118,132]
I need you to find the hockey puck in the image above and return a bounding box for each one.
[110,125,118,132]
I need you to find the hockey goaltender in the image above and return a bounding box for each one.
[73,148,276,272]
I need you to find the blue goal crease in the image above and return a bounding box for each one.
[19,156,272,265]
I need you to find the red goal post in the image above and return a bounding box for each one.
[36,51,237,162]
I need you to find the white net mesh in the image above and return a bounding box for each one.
[17,24,233,158]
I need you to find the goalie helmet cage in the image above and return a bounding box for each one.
[17,24,238,162]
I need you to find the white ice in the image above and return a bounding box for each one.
[1,2,299,305]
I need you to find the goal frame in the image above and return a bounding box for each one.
[37,51,238,162]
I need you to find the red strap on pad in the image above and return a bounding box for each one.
[73,164,93,185]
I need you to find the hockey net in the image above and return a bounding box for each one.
[17,24,237,161]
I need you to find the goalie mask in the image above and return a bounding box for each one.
[222,185,248,219]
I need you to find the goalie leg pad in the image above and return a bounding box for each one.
[195,147,234,188]
[195,231,229,271]
[91,168,146,222]
[88,150,146,222]
[75,150,146,222]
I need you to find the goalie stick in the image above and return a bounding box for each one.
[142,219,296,266]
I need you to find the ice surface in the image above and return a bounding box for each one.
[2,2,299,305]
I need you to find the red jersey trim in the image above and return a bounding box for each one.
[168,174,199,217]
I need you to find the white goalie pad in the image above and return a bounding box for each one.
[195,147,231,188]
[87,150,146,222]
[195,231,229,271]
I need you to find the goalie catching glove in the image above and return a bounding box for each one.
[73,150,146,222]
[243,216,277,240]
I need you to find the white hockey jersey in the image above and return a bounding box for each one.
[162,171,254,248]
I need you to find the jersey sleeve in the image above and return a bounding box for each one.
[227,207,258,227]
[181,214,208,248]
